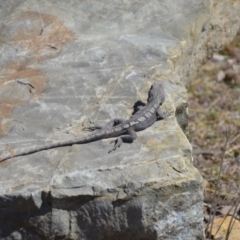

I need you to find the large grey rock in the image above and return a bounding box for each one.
[0,0,239,239]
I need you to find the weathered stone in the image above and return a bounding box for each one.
[0,0,239,239]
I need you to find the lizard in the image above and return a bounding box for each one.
[0,80,171,162]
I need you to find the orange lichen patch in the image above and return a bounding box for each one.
[0,105,12,119]
[0,10,75,67]
[0,11,75,62]
[0,118,13,137]
[0,11,76,138]
[0,67,48,137]
[0,104,14,136]
[1,10,75,43]
[7,68,48,98]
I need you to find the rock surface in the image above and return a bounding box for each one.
[0,0,239,239]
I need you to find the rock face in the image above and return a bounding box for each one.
[0,0,239,239]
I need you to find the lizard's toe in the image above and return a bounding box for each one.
[108,138,122,153]
[82,126,102,132]
[110,139,117,144]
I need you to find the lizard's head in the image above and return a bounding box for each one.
[147,81,165,103]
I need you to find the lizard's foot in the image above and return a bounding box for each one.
[162,110,173,118]
[157,109,173,119]
[108,138,123,153]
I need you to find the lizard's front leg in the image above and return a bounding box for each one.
[156,109,171,120]
[109,128,137,153]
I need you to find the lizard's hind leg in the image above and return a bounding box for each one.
[83,118,125,131]
[109,128,137,153]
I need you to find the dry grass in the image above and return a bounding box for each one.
[188,30,240,239]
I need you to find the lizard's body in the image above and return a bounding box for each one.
[0,81,170,162]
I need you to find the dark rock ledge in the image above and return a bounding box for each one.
[0,1,239,239]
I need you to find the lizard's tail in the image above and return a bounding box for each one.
[0,140,71,162]
[0,132,106,162]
